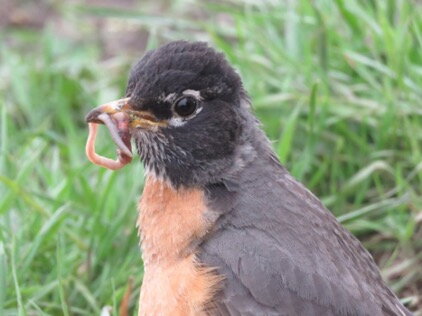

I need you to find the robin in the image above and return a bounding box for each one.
[85,41,412,316]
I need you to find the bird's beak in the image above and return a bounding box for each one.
[85,97,164,170]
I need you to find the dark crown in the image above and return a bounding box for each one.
[126,41,242,103]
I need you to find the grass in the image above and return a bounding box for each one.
[0,0,421,314]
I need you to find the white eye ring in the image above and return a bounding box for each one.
[173,96,198,117]
[182,89,202,100]
[168,104,202,127]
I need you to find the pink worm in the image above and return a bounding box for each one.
[86,123,131,170]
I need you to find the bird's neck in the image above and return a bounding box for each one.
[137,176,212,266]
[137,176,222,316]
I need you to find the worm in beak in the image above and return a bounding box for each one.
[85,98,133,170]
[85,97,166,170]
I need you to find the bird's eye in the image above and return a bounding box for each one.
[174,97,197,117]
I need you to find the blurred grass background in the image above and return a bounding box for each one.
[0,0,421,315]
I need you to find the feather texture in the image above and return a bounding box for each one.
[199,125,411,316]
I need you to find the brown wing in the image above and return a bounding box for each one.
[199,154,411,316]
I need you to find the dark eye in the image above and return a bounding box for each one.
[174,97,197,117]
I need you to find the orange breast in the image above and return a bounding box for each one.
[137,176,222,316]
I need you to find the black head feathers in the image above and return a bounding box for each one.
[126,41,243,104]
[120,41,254,188]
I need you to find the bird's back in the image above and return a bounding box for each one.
[199,134,411,316]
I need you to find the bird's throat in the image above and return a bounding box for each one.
[138,176,211,263]
[137,176,222,315]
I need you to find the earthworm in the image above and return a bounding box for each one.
[86,123,131,170]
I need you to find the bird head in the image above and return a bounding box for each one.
[86,41,252,187]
